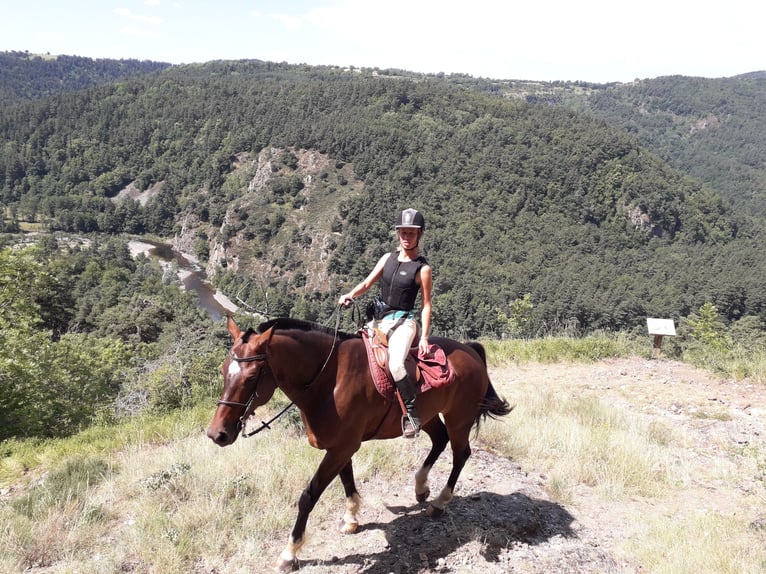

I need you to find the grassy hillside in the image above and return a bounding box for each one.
[2,340,764,573]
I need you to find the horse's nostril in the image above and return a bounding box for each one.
[207,428,228,445]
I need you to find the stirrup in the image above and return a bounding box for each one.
[401,415,420,439]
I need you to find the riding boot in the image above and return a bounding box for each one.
[394,375,421,439]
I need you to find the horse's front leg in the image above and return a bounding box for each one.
[338,460,362,534]
[275,447,358,573]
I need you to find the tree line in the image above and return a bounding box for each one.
[1,59,764,342]
[0,236,226,440]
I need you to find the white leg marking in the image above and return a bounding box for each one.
[430,486,454,511]
[415,465,431,497]
[341,492,361,534]
[278,538,304,564]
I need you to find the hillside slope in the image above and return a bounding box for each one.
[2,357,764,572]
[0,50,171,104]
[2,60,765,336]
[568,75,766,215]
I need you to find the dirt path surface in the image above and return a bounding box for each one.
[252,358,766,573]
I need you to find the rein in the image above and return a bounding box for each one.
[217,306,344,437]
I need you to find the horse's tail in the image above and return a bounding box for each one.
[466,341,514,431]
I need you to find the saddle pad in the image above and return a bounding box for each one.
[361,330,397,401]
[360,330,456,401]
[417,344,457,391]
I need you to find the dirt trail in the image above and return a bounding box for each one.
[248,358,766,573]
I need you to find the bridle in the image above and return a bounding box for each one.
[215,350,291,438]
[215,310,343,438]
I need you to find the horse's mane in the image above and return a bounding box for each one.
[257,317,359,341]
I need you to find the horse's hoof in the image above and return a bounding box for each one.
[340,520,358,534]
[274,557,298,572]
[426,504,444,518]
[416,489,430,503]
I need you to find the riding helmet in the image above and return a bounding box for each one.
[395,208,425,230]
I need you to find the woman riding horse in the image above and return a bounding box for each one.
[339,208,431,438]
[208,314,512,572]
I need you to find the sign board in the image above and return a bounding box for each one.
[646,318,676,336]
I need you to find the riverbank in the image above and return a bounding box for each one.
[127,239,238,317]
[127,239,157,259]
[212,291,238,315]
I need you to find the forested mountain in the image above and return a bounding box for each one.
[0,51,170,105]
[2,57,765,341]
[567,74,766,216]
[469,73,766,214]
[3,54,766,440]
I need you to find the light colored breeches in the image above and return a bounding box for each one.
[377,317,418,382]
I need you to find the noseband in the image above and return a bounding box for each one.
[216,350,269,434]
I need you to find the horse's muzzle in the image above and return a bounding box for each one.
[207,425,237,446]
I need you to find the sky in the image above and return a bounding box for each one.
[1,0,764,83]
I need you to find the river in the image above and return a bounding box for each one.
[128,239,238,321]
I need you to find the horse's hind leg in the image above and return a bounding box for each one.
[427,424,472,518]
[415,417,449,503]
[338,460,361,533]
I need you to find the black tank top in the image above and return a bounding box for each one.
[380,252,427,311]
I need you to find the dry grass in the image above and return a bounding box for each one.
[16,221,45,232]
[0,405,421,573]
[625,512,766,574]
[2,338,765,573]
[482,343,766,574]
[479,382,683,502]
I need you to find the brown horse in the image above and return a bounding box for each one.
[207,316,512,572]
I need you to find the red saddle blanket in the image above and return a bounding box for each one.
[360,329,456,401]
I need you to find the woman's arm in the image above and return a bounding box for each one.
[338,253,390,306]
[417,264,433,354]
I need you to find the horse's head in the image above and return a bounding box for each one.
[207,316,277,447]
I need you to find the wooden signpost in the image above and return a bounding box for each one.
[646,318,676,358]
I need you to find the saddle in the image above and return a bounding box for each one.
[360,327,456,402]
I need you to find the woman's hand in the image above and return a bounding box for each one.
[418,335,430,356]
[338,293,354,306]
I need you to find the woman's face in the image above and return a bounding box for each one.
[397,227,420,250]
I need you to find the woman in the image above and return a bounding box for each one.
[339,208,433,438]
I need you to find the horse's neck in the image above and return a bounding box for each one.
[271,331,337,398]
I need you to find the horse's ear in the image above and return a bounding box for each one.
[226,315,242,340]
[259,325,276,344]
